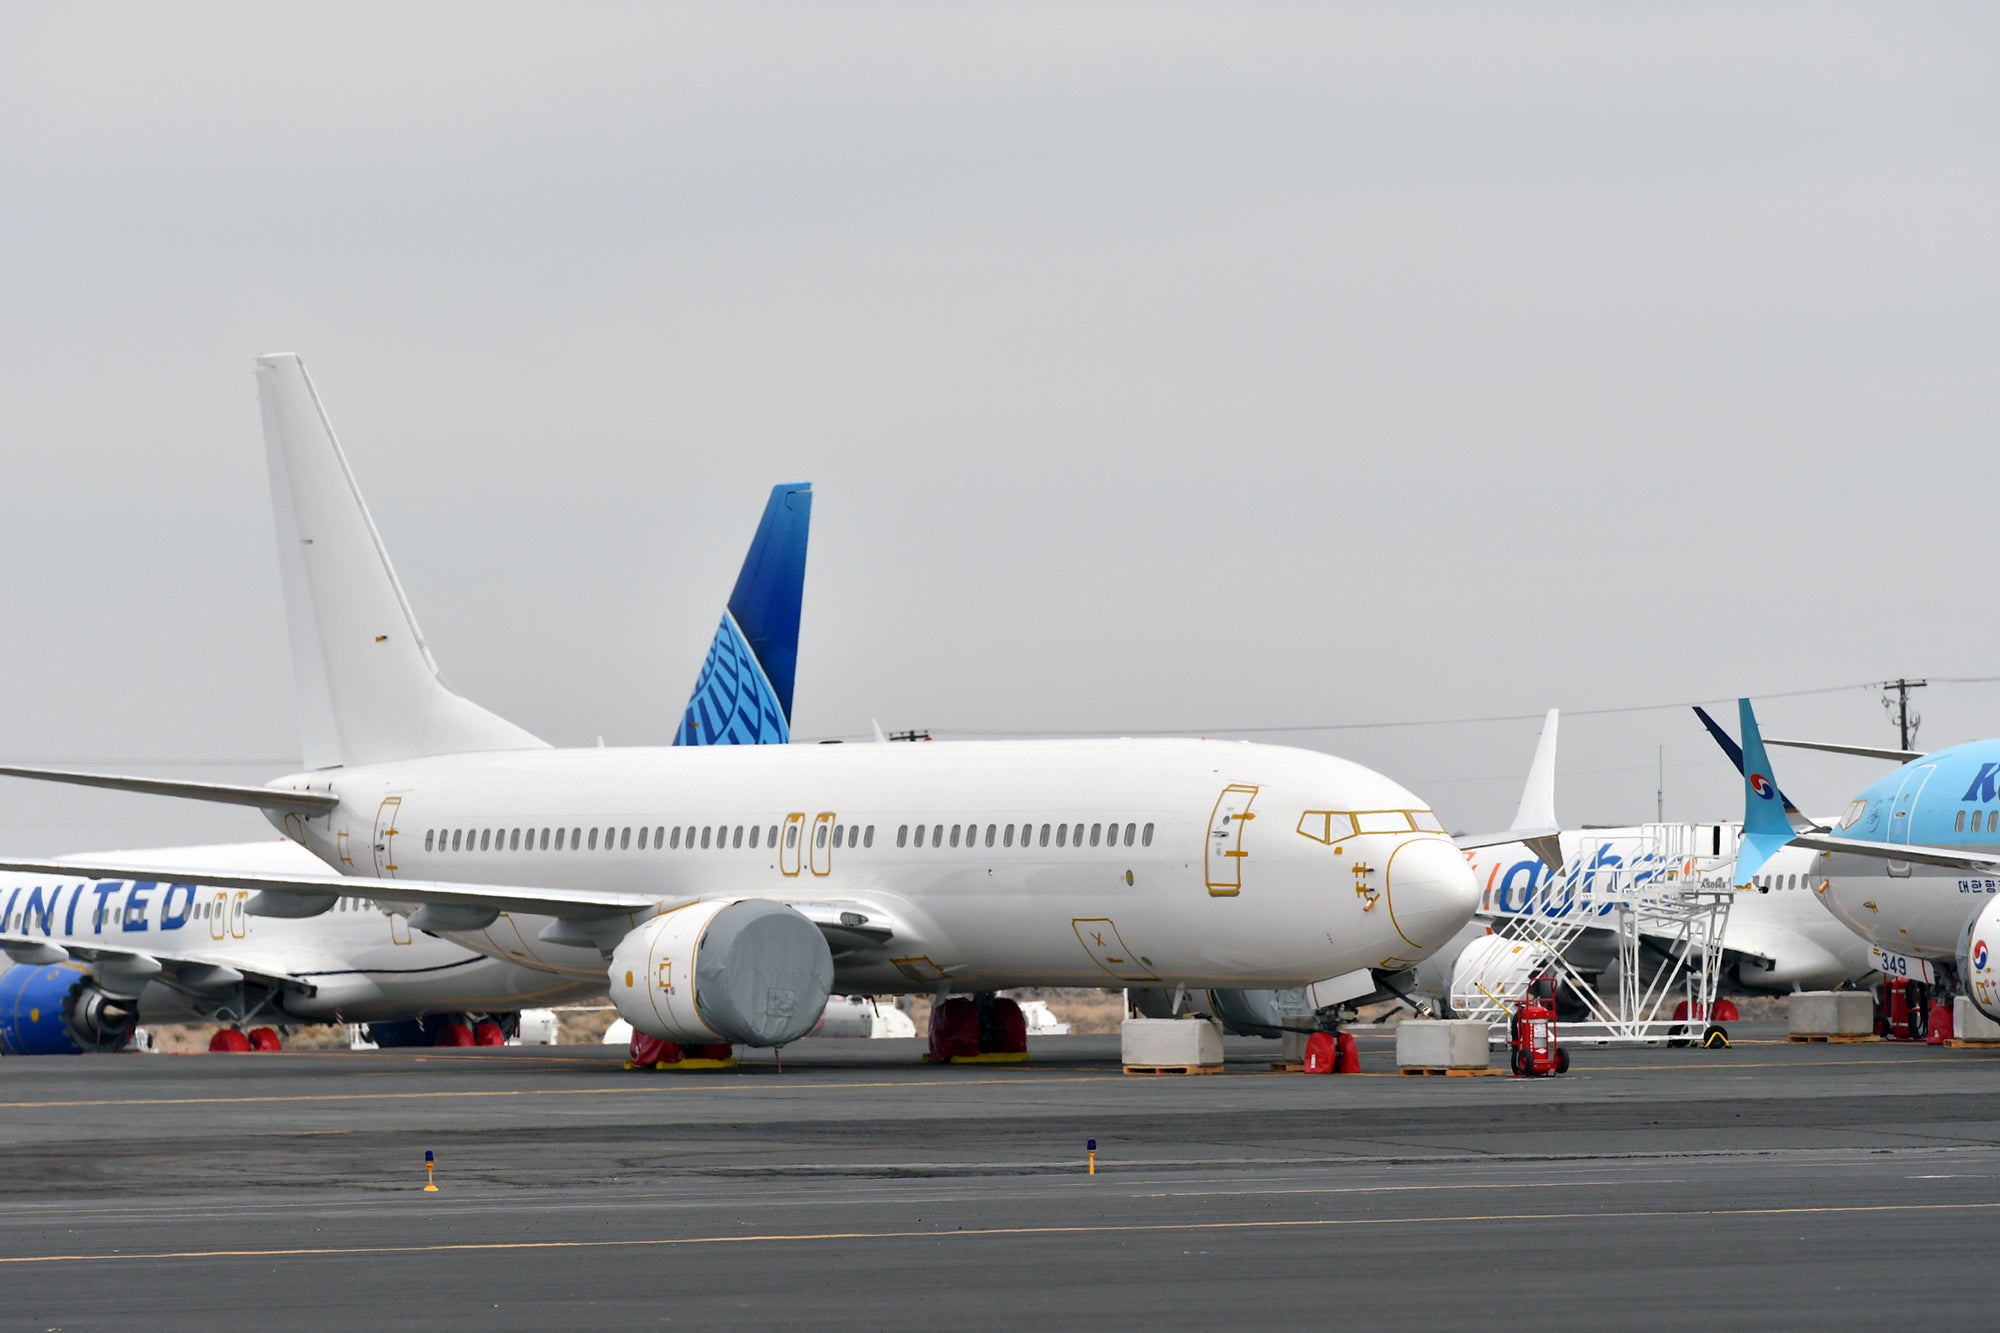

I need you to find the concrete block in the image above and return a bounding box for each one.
[1788,991,1874,1036]
[1955,996,2000,1042]
[1120,1017,1223,1068]
[1395,1019,1491,1070]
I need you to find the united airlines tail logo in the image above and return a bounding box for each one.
[1975,939,1990,971]
[1748,773,1775,800]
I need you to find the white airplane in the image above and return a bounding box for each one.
[1149,710,1875,1034]
[0,841,601,1054]
[1443,710,1874,999]
[0,478,815,1055]
[1443,831,1876,1003]
[0,354,1482,1059]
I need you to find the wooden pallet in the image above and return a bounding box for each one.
[1946,1039,2000,1049]
[1123,1063,1227,1076]
[1787,1033,1881,1044]
[1398,1066,1505,1077]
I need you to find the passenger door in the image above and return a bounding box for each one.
[1205,785,1259,896]
[1886,764,1935,879]
[780,812,806,877]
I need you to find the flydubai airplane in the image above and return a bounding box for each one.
[0,354,1481,1058]
[1723,698,2000,1014]
[0,479,813,1055]
[1406,711,1874,1019]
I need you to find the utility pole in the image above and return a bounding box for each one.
[1880,678,1928,750]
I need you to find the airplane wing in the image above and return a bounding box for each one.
[0,929,313,997]
[0,857,659,920]
[1452,709,1563,873]
[0,766,336,814]
[0,856,907,959]
[1785,832,2000,872]
[1765,738,1925,763]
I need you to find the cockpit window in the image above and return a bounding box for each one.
[1840,800,1868,830]
[1354,811,1415,834]
[1296,812,1357,844]
[1412,811,1446,833]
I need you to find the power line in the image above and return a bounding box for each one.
[853,677,2000,741]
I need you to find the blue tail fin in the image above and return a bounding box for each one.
[1733,697,1795,886]
[1692,705,1804,819]
[674,483,812,746]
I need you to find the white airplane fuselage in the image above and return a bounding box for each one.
[0,842,602,1025]
[1461,825,1876,991]
[266,737,1482,993]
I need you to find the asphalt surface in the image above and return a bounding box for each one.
[4,1023,1999,1330]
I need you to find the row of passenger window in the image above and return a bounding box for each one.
[898,821,1154,849]
[422,823,875,854]
[418,819,1157,855]
[1957,809,1998,835]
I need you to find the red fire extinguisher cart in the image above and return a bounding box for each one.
[1510,973,1570,1077]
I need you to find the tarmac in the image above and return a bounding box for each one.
[5,1021,2000,1330]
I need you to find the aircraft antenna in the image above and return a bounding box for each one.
[1879,678,1928,750]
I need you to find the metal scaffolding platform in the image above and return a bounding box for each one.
[1448,823,1738,1047]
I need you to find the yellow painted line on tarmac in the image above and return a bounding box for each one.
[0,1073,1115,1111]
[6,1199,2000,1267]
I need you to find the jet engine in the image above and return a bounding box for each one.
[608,899,833,1047]
[0,963,140,1055]
[1959,900,2000,1023]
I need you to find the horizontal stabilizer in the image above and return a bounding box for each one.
[0,766,338,814]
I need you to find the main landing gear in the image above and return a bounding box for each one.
[624,1034,737,1071]
[208,1026,282,1052]
[926,993,1030,1064]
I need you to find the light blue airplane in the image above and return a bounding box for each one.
[1726,697,2000,983]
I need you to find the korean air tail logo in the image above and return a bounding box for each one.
[1975,939,1990,972]
[1748,773,1775,800]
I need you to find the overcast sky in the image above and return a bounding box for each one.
[0,4,1995,853]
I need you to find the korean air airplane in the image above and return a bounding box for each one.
[0,477,813,1055]
[1723,698,2000,1012]
[0,354,1481,1059]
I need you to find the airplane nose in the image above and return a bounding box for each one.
[1382,837,1480,956]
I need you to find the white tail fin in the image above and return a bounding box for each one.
[256,354,545,769]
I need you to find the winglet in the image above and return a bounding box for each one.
[1733,697,1796,886]
[1512,709,1559,832]
[1449,709,1562,872]
[675,483,812,746]
[1509,709,1562,872]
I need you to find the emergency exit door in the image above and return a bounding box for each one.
[373,796,403,878]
